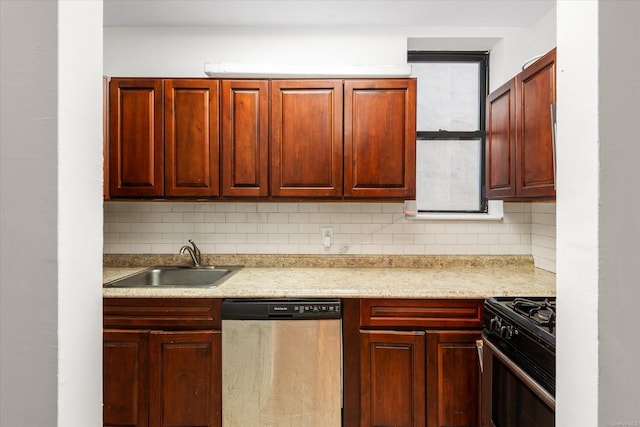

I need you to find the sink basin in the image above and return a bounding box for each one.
[104,266,242,288]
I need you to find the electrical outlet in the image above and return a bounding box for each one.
[321,227,333,248]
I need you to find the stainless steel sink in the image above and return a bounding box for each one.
[104,266,242,288]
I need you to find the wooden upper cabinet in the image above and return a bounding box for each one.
[486,79,517,198]
[270,80,343,197]
[109,78,164,197]
[221,80,269,197]
[103,76,110,200]
[106,77,418,200]
[517,48,556,198]
[486,48,556,200]
[164,79,220,197]
[344,79,416,199]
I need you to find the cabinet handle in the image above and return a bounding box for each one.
[551,102,557,190]
[476,339,483,373]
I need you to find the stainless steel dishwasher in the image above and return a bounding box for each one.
[221,298,342,427]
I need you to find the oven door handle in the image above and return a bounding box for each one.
[476,339,483,373]
[483,337,556,411]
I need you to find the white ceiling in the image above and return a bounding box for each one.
[104,0,556,28]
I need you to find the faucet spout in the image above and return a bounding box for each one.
[179,239,202,266]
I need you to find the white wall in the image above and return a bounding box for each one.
[0,1,103,426]
[557,0,640,425]
[597,0,640,424]
[556,3,600,424]
[104,17,556,82]
[57,1,104,425]
[488,7,557,90]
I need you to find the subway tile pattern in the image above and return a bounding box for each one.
[104,201,540,260]
[531,202,557,272]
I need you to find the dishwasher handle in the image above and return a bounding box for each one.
[221,298,342,320]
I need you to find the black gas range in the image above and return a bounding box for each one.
[482,296,556,397]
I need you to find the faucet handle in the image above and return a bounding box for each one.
[188,239,202,265]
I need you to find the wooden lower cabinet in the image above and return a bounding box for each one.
[149,331,221,427]
[426,330,482,427]
[103,299,222,427]
[346,298,483,427]
[360,330,426,427]
[104,330,149,427]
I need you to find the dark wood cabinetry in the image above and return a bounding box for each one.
[108,78,220,199]
[271,79,344,197]
[103,298,222,427]
[344,299,483,427]
[486,48,556,200]
[486,79,516,199]
[106,77,416,200]
[221,80,269,197]
[344,79,416,199]
[104,330,149,427]
[108,79,164,197]
[426,331,481,427]
[360,330,426,427]
[164,79,220,197]
[149,331,221,427]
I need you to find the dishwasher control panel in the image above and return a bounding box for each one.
[222,299,342,320]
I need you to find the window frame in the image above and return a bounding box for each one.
[408,51,490,213]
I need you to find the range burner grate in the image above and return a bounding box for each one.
[508,297,556,334]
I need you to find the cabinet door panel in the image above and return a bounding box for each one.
[426,330,481,427]
[344,79,416,198]
[149,330,221,427]
[103,329,149,427]
[271,80,343,197]
[165,79,220,197]
[486,79,516,199]
[360,330,426,427]
[517,48,556,198]
[221,80,269,197]
[109,79,163,197]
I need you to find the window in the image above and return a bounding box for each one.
[409,52,488,213]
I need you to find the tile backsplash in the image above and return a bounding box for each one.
[531,202,556,272]
[104,201,557,272]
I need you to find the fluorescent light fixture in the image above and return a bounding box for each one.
[204,63,412,78]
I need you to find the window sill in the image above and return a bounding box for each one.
[404,200,504,221]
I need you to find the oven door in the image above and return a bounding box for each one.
[481,334,555,427]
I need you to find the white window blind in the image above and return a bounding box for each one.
[410,52,487,213]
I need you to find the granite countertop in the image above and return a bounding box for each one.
[103,255,556,299]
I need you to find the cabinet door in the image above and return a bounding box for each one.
[360,330,426,427]
[221,80,269,197]
[516,48,556,199]
[103,76,110,200]
[103,329,149,427]
[164,79,220,197]
[271,80,343,197]
[149,330,221,427]
[109,78,164,197]
[426,330,481,427]
[344,79,416,199]
[486,79,516,199]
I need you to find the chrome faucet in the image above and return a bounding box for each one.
[179,239,202,267]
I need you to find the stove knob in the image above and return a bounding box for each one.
[490,316,502,331]
[500,325,517,339]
